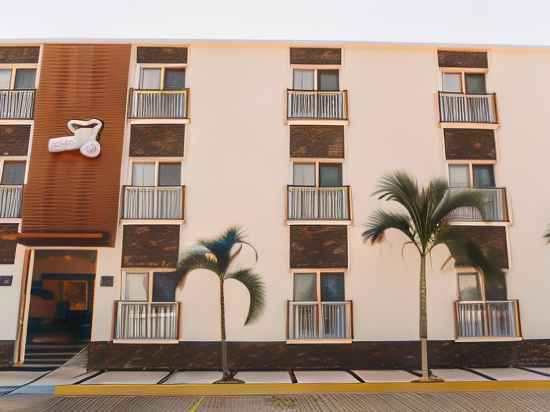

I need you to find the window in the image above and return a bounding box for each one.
[139,67,186,90]
[442,71,486,94]
[0,69,11,89]
[123,271,177,302]
[293,68,339,91]
[458,272,482,301]
[448,163,495,188]
[1,161,26,185]
[124,272,149,301]
[0,68,36,90]
[292,161,343,187]
[457,271,507,301]
[293,271,345,303]
[131,161,182,187]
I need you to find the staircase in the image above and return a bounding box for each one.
[23,344,87,368]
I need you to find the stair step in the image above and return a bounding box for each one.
[26,352,75,358]
[26,344,85,351]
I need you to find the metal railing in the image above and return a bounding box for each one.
[287,185,350,221]
[455,300,521,338]
[115,301,179,340]
[0,89,35,119]
[438,92,498,124]
[0,185,23,218]
[128,88,189,119]
[122,186,185,220]
[447,187,509,222]
[287,301,353,340]
[287,89,348,120]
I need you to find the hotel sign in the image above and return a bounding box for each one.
[48,118,103,158]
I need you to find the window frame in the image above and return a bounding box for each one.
[136,63,187,90]
[291,158,344,188]
[291,65,341,91]
[121,268,176,303]
[457,271,485,302]
[0,64,38,90]
[0,157,27,185]
[291,269,346,304]
[128,158,183,187]
[440,67,488,95]
[446,160,497,189]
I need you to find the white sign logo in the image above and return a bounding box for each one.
[48,119,103,158]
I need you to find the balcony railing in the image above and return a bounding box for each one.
[287,186,351,221]
[287,89,348,120]
[0,89,35,120]
[0,185,23,218]
[128,88,189,119]
[122,186,184,220]
[287,301,353,340]
[455,300,521,338]
[115,301,179,341]
[438,92,497,124]
[447,187,509,222]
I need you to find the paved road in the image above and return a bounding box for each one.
[3,391,550,411]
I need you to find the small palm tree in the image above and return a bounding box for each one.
[174,227,265,383]
[363,172,504,382]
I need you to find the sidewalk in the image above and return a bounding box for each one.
[3,366,550,396]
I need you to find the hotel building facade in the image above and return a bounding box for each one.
[0,42,549,370]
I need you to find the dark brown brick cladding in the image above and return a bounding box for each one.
[88,339,550,370]
[129,124,185,157]
[451,226,509,269]
[137,47,188,64]
[290,225,348,268]
[290,126,344,158]
[0,47,40,64]
[438,50,488,68]
[0,125,31,156]
[0,224,18,265]
[0,341,14,367]
[122,225,179,268]
[444,129,496,160]
[290,48,341,65]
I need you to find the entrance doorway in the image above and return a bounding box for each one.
[22,250,96,366]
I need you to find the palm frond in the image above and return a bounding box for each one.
[544,227,550,243]
[174,248,221,286]
[198,226,244,273]
[362,209,415,245]
[431,188,485,225]
[227,268,265,325]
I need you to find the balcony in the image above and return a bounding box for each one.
[447,187,509,223]
[438,92,497,125]
[114,301,179,341]
[287,186,351,222]
[122,186,185,221]
[287,301,353,342]
[128,88,189,120]
[455,300,521,340]
[0,89,35,120]
[287,89,348,121]
[0,185,23,218]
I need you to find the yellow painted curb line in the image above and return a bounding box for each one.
[55,380,550,396]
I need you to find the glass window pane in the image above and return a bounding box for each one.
[319,163,342,187]
[458,273,482,301]
[318,70,339,91]
[293,69,314,90]
[124,273,149,301]
[293,163,315,186]
[484,273,507,301]
[158,163,181,186]
[472,165,495,188]
[0,69,12,89]
[14,69,36,89]
[320,273,345,302]
[442,73,462,93]
[164,68,185,90]
[140,68,161,89]
[448,165,470,188]
[293,273,316,301]
[465,73,486,94]
[132,163,155,186]
[1,161,25,185]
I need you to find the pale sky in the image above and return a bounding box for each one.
[1,0,549,46]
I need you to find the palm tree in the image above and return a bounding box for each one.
[174,227,265,383]
[362,172,504,382]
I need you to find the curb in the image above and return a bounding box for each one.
[55,380,550,396]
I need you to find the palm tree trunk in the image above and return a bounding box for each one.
[219,278,230,379]
[419,253,429,380]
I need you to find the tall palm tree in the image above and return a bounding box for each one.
[362,172,504,382]
[174,227,265,383]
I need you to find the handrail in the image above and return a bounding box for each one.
[287,89,348,120]
[114,301,179,340]
[438,91,498,124]
[287,300,352,340]
[287,185,351,221]
[0,89,35,120]
[455,299,521,338]
[0,184,23,218]
[447,187,509,222]
[128,88,189,119]
[122,185,185,220]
